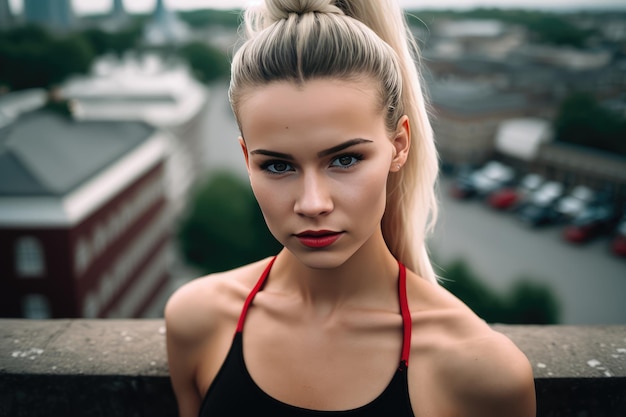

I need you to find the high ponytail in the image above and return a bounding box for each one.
[230,0,439,284]
[337,1,440,285]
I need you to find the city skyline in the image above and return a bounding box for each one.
[6,0,626,15]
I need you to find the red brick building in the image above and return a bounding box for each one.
[0,109,171,318]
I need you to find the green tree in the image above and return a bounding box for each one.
[80,23,143,57]
[554,93,626,157]
[178,9,242,28]
[439,259,561,324]
[466,9,593,47]
[505,280,560,324]
[0,26,95,90]
[178,41,230,83]
[439,260,507,322]
[47,35,94,84]
[177,171,282,274]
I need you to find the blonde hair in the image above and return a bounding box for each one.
[230,0,439,283]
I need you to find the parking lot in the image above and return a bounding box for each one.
[429,176,626,325]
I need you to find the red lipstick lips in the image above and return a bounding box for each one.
[295,230,343,248]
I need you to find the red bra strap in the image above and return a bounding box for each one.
[398,262,412,368]
[236,256,277,333]
[235,257,412,368]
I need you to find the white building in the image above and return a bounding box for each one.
[495,118,554,162]
[62,54,210,216]
[431,19,527,60]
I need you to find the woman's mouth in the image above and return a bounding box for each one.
[295,230,343,249]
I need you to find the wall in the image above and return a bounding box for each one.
[0,320,625,417]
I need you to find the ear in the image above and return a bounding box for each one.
[390,115,410,172]
[239,136,251,176]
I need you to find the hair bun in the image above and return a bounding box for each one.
[265,0,343,21]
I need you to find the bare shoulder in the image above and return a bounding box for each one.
[437,326,536,417]
[164,258,274,417]
[408,274,535,417]
[164,257,273,342]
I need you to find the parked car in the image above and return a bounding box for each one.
[473,161,515,196]
[449,169,478,199]
[562,205,617,244]
[488,173,544,211]
[554,185,595,221]
[517,181,564,227]
[487,187,518,210]
[609,214,626,257]
[450,161,514,200]
[518,202,560,227]
[529,181,564,206]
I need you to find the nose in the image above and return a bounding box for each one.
[294,171,334,217]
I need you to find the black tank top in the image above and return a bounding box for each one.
[198,257,415,417]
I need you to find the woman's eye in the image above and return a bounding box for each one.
[263,161,293,174]
[330,154,362,169]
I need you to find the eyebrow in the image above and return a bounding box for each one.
[250,138,373,160]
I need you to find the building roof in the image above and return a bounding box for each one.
[0,109,154,197]
[429,80,528,116]
[0,89,47,129]
[62,54,207,128]
[495,118,553,161]
[436,19,507,39]
[538,141,626,183]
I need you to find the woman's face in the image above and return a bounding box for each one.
[238,78,409,269]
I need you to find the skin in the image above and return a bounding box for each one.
[165,78,536,417]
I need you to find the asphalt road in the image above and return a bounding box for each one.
[429,177,626,325]
[200,83,626,325]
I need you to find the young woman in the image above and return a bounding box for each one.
[165,1,536,416]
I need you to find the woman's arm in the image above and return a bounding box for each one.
[165,283,211,417]
[164,267,255,417]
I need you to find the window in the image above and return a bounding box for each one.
[75,239,91,276]
[15,237,46,277]
[92,225,107,257]
[22,294,51,319]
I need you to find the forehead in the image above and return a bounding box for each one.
[238,78,386,148]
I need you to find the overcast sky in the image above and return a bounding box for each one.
[8,0,626,14]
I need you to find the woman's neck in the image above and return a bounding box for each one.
[269,232,400,313]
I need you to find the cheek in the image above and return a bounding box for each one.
[342,166,389,214]
[249,176,290,228]
[250,177,275,213]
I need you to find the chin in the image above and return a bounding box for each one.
[287,248,355,271]
[288,249,350,270]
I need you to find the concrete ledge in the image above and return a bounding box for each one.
[493,325,626,417]
[0,320,175,417]
[1,320,625,416]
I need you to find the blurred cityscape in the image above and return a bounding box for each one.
[0,1,624,324]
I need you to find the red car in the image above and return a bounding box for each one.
[488,173,544,211]
[611,234,626,257]
[610,218,626,257]
[563,206,616,244]
[487,187,519,210]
